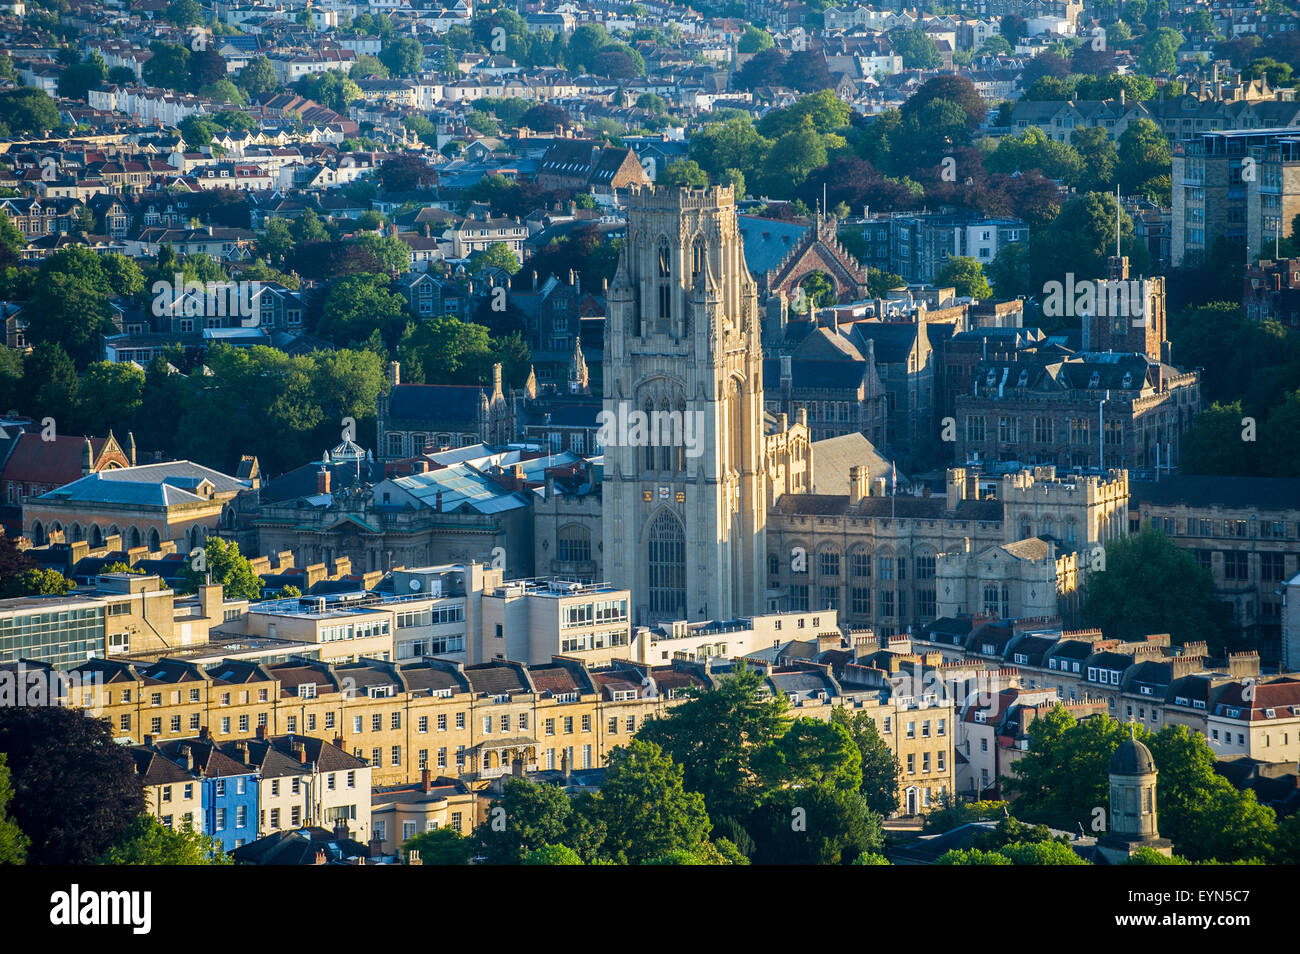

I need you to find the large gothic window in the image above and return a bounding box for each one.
[691,237,705,281]
[658,240,671,277]
[728,378,743,474]
[647,510,686,619]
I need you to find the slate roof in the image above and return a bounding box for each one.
[36,461,248,506]
[387,383,486,423]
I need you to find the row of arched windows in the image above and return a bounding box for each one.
[28,520,210,553]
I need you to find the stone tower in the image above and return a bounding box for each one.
[602,185,767,624]
[1097,728,1173,863]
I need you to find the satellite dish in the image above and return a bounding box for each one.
[409,579,421,591]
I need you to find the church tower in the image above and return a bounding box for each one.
[602,185,767,624]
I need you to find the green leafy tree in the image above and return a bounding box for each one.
[473,777,604,864]
[893,28,942,69]
[0,210,24,254]
[403,826,472,864]
[749,785,883,865]
[237,55,279,99]
[12,567,73,596]
[1070,127,1119,192]
[75,361,145,436]
[1000,840,1088,864]
[468,241,521,275]
[657,158,709,188]
[397,316,497,386]
[521,843,584,865]
[97,814,230,865]
[57,53,107,101]
[636,663,792,823]
[831,707,901,815]
[936,256,993,299]
[0,706,144,864]
[143,42,191,90]
[24,341,80,424]
[380,35,424,76]
[1002,703,1124,831]
[1139,27,1184,75]
[320,274,409,348]
[0,87,60,136]
[595,739,712,865]
[756,717,862,792]
[178,536,264,601]
[985,126,1084,182]
[0,754,27,864]
[1081,526,1230,651]
[1181,402,1257,476]
[737,25,774,53]
[937,848,1012,864]
[1117,118,1172,200]
[1125,845,1191,864]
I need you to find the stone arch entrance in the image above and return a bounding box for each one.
[764,212,872,305]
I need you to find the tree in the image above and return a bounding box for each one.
[521,843,584,865]
[1002,703,1123,831]
[738,25,774,54]
[1000,839,1088,864]
[520,103,570,132]
[1070,127,1119,192]
[0,87,60,136]
[143,42,191,91]
[320,274,409,349]
[657,158,709,188]
[189,47,228,90]
[756,717,862,792]
[397,316,498,386]
[11,568,74,596]
[380,36,424,76]
[937,848,1013,864]
[296,70,360,112]
[1117,118,1172,199]
[902,75,985,129]
[0,706,144,864]
[1181,402,1257,476]
[57,53,107,101]
[595,739,712,865]
[75,361,145,437]
[377,155,436,193]
[178,536,264,601]
[892,28,942,69]
[936,256,994,299]
[733,47,787,90]
[831,707,901,815]
[1140,27,1184,76]
[237,56,279,99]
[403,825,472,864]
[468,241,521,276]
[985,126,1084,182]
[0,754,27,864]
[749,785,883,864]
[97,814,230,865]
[637,663,791,823]
[1082,525,1232,652]
[166,0,204,28]
[473,776,602,864]
[0,211,24,254]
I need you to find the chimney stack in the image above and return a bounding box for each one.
[421,768,432,792]
[849,465,868,506]
[317,467,331,494]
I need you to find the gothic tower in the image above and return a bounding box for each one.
[602,185,767,624]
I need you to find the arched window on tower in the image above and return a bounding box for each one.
[691,237,705,281]
[658,240,671,277]
[647,509,687,619]
[674,397,687,471]
[728,378,743,474]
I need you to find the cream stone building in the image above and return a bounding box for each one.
[602,185,809,625]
